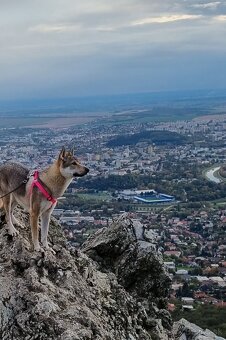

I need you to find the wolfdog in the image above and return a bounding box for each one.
[0,148,89,252]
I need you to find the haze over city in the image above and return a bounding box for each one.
[0,0,226,102]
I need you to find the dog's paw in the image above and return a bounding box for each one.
[34,244,44,253]
[43,243,56,255]
[8,227,19,236]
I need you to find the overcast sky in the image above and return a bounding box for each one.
[0,0,226,100]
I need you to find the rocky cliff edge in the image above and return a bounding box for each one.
[0,209,224,340]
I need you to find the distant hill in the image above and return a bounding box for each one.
[106,130,188,147]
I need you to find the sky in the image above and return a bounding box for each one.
[0,0,226,101]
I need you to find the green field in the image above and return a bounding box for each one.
[76,192,111,202]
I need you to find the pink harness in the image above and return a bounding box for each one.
[30,170,57,205]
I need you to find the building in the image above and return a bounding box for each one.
[119,189,176,205]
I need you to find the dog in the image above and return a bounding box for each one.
[0,147,89,252]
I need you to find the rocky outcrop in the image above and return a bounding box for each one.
[0,210,171,340]
[82,214,172,333]
[173,318,225,340]
[0,210,224,340]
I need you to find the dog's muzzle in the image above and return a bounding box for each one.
[73,167,89,177]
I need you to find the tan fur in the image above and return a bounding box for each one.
[0,198,3,210]
[0,148,89,252]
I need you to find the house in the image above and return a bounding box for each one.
[194,276,209,283]
[176,269,188,276]
[182,305,194,311]
[164,262,176,270]
[164,251,181,258]
[215,301,226,308]
[181,297,194,305]
[194,291,208,299]
[209,277,226,287]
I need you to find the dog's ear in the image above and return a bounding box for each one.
[71,147,75,156]
[59,147,66,161]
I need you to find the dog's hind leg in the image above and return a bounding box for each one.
[0,198,3,210]
[41,210,52,250]
[0,199,6,224]
[11,201,24,228]
[2,195,19,236]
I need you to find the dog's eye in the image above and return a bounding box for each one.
[72,161,77,165]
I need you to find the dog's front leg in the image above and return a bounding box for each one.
[30,209,41,252]
[41,210,51,249]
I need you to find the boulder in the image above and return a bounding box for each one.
[173,318,225,340]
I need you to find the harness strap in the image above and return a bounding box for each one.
[30,170,57,205]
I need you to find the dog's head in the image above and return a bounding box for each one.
[58,147,89,179]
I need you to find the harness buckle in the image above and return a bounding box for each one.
[28,170,36,178]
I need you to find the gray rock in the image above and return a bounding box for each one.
[0,210,223,340]
[132,219,144,240]
[82,214,171,309]
[143,229,158,243]
[173,318,226,340]
[0,210,154,339]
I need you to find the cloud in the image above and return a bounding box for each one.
[131,14,203,26]
[0,0,226,100]
[29,23,81,33]
[214,14,226,20]
[192,2,221,9]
